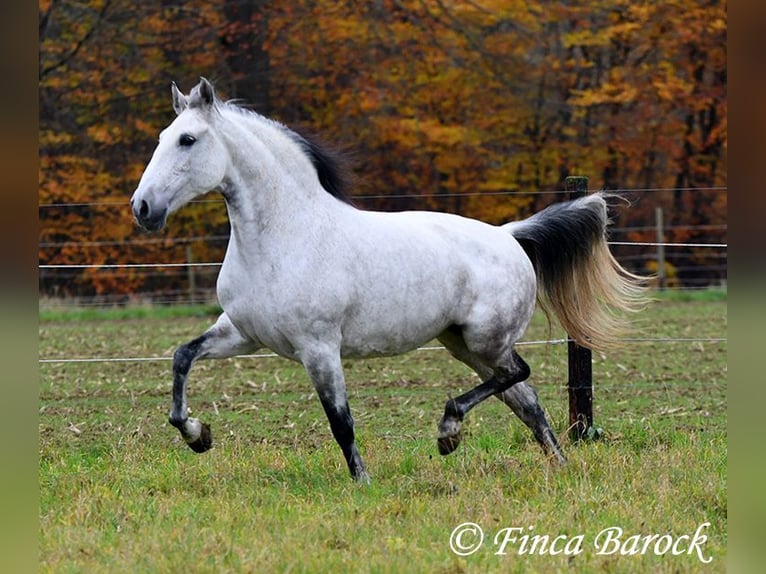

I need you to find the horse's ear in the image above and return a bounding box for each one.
[171,82,188,115]
[198,77,216,107]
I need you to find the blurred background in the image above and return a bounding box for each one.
[38,0,726,307]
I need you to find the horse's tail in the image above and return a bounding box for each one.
[504,192,649,352]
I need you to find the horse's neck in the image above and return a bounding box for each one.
[219,118,347,248]
[223,119,340,232]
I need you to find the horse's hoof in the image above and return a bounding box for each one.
[353,470,372,485]
[187,423,213,453]
[437,415,462,455]
[551,452,567,465]
[541,429,567,465]
[437,432,462,455]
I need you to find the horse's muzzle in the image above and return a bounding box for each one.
[130,196,168,231]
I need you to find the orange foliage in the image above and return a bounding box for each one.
[39,0,727,296]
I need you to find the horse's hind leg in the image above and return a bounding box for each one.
[436,329,528,455]
[437,353,530,455]
[437,328,564,462]
[497,384,566,464]
[169,312,258,452]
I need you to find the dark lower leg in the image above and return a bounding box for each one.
[304,351,369,483]
[169,335,213,452]
[319,398,369,482]
[165,313,258,454]
[438,353,530,455]
[497,383,566,464]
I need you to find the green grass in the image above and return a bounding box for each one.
[39,299,726,573]
[37,287,727,323]
[38,301,223,322]
[650,286,727,303]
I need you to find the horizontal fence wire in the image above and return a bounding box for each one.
[37,225,727,250]
[39,185,727,364]
[37,185,728,209]
[37,240,728,270]
[38,336,727,365]
[39,262,223,269]
[609,241,726,248]
[38,284,726,313]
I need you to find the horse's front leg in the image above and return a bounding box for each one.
[301,348,370,483]
[169,312,258,452]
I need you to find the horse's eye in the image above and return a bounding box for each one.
[179,134,196,147]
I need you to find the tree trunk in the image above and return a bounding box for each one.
[222,0,271,114]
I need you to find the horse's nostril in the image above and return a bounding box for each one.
[139,200,150,218]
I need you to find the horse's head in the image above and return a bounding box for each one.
[131,78,228,231]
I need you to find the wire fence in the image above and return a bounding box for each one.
[35,238,729,271]
[39,231,728,306]
[38,336,727,366]
[37,185,729,209]
[39,184,727,363]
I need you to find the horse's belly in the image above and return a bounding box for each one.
[338,304,451,358]
[336,273,468,357]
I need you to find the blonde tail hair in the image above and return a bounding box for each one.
[505,192,649,352]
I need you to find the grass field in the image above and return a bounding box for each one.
[39,294,726,573]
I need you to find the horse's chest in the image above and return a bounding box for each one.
[216,261,320,355]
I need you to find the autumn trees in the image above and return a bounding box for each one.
[39,0,727,298]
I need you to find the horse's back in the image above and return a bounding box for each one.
[352,209,532,278]
[330,209,537,357]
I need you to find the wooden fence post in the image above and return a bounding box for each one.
[564,176,601,442]
[186,245,196,303]
[655,207,666,291]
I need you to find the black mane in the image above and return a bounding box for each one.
[287,129,355,206]
[224,99,355,206]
